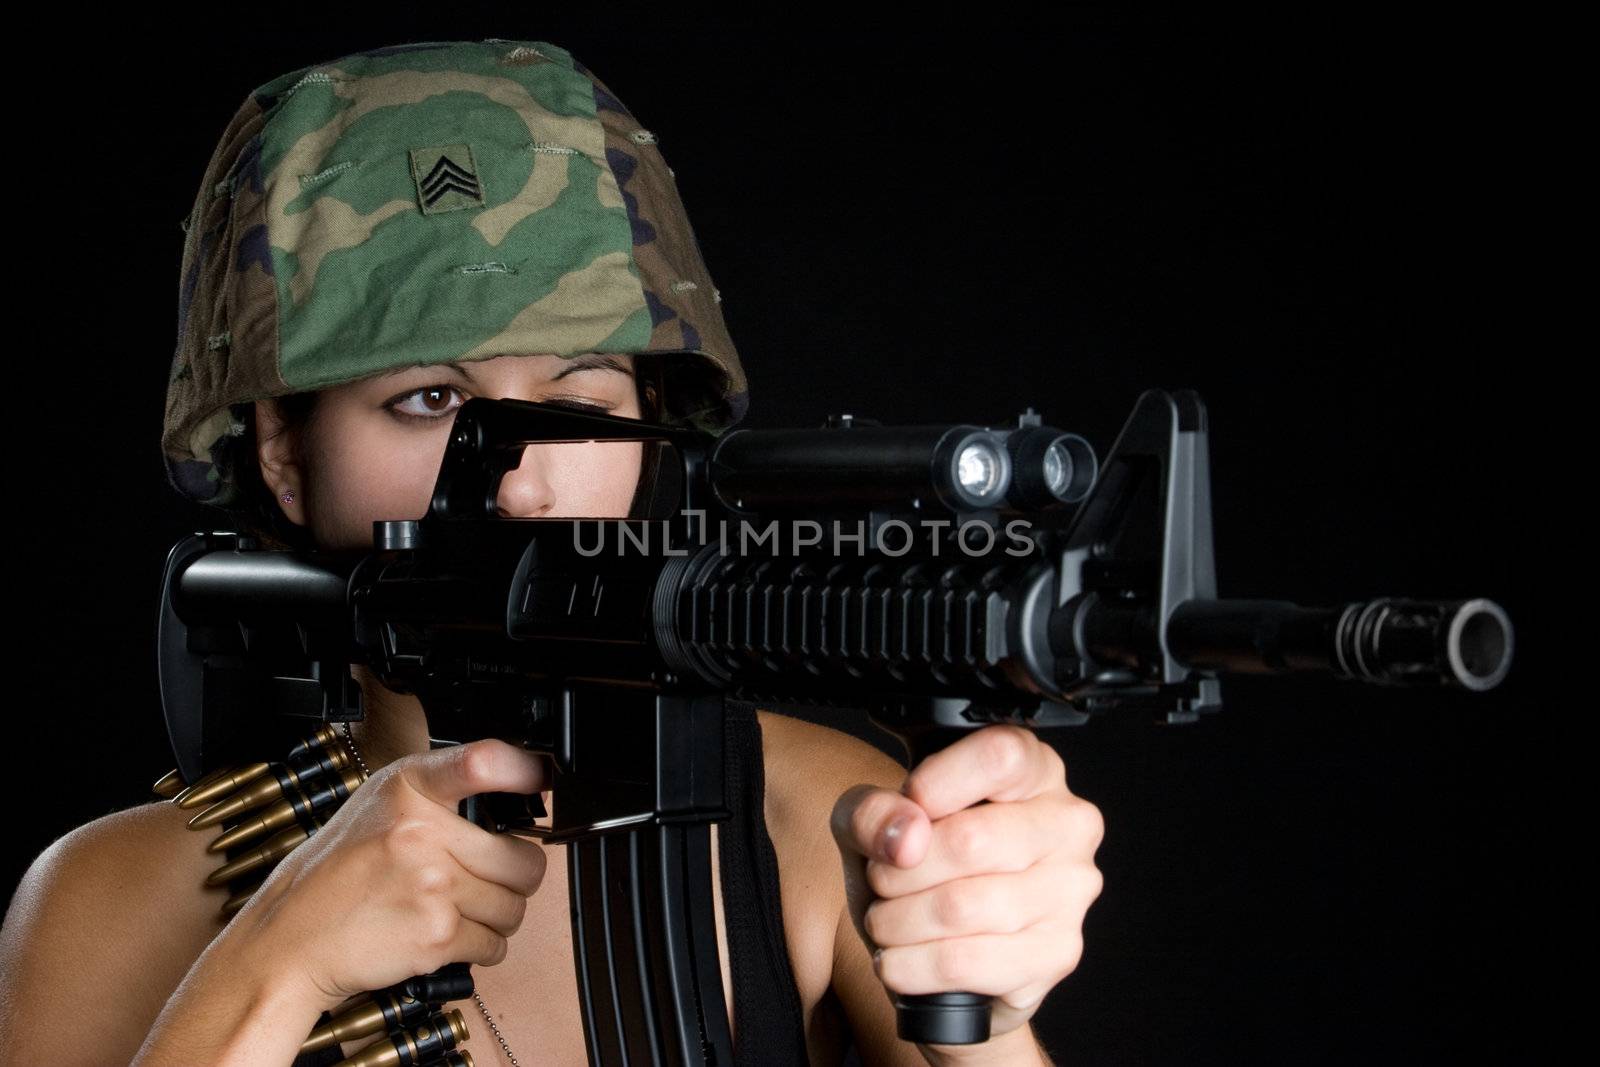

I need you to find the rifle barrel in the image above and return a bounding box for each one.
[1151,596,1513,690]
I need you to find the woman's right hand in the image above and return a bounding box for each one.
[221,738,550,1012]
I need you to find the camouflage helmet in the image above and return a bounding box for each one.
[162,39,749,508]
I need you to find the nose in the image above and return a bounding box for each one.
[495,444,557,518]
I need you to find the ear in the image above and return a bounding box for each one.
[255,396,307,527]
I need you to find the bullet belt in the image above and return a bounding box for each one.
[155,723,522,1067]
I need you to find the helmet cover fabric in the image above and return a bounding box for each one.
[163,39,748,507]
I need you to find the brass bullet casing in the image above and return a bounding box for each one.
[188,745,352,830]
[205,819,319,888]
[300,990,428,1054]
[328,990,373,1019]
[329,1009,467,1067]
[170,764,239,806]
[206,788,309,854]
[287,723,341,761]
[208,766,365,853]
[152,768,185,799]
[176,763,274,811]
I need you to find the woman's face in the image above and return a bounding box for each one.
[259,352,643,552]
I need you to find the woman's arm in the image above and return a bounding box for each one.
[2,739,550,1067]
[130,913,329,1067]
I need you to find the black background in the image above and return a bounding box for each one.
[8,8,1550,1064]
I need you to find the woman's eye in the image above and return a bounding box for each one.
[386,385,617,423]
[387,385,465,421]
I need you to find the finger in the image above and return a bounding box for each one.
[864,861,1094,946]
[445,916,510,969]
[829,782,932,956]
[402,739,550,810]
[867,792,1074,898]
[874,924,1082,998]
[902,725,1066,820]
[450,865,532,939]
[444,826,548,897]
[830,783,932,868]
[383,811,547,896]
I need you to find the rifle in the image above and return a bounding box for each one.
[155,388,1512,1063]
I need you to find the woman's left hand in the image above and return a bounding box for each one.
[830,724,1104,1052]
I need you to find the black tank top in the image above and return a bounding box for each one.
[291,700,809,1066]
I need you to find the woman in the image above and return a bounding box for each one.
[0,40,1103,1066]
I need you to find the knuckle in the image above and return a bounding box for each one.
[418,902,459,950]
[1058,932,1085,976]
[410,863,451,896]
[977,727,1030,782]
[1084,864,1105,904]
[944,817,990,869]
[1075,800,1106,852]
[458,741,500,787]
[382,819,433,861]
[519,843,548,892]
[933,883,981,932]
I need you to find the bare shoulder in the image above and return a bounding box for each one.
[756,712,907,833]
[751,713,906,1031]
[754,711,907,890]
[757,714,948,1066]
[0,796,227,1060]
[752,710,906,921]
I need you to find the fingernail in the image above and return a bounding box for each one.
[871,947,884,973]
[879,814,911,863]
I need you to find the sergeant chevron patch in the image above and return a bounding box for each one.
[409,144,485,214]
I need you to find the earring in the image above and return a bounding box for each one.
[281,490,295,504]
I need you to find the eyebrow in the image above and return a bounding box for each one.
[377,353,635,384]
[555,353,635,381]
